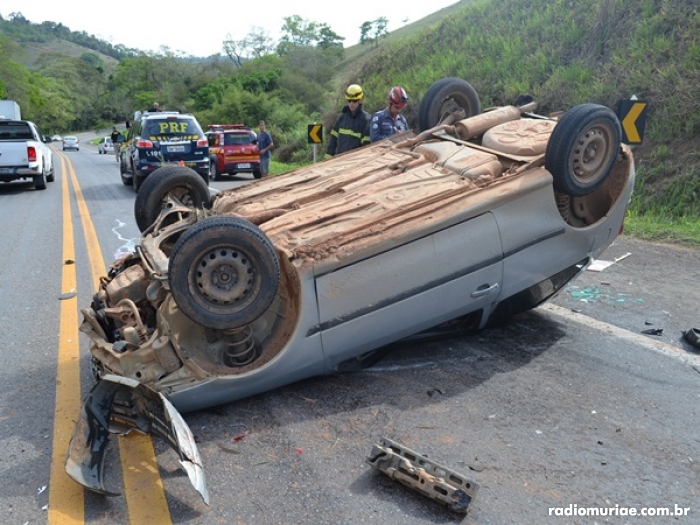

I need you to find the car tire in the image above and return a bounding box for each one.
[33,171,47,190]
[253,169,262,180]
[418,78,481,132]
[210,159,219,181]
[134,165,211,232]
[545,103,621,197]
[168,216,281,330]
[47,166,55,183]
[119,161,131,186]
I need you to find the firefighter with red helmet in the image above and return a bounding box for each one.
[327,84,372,156]
[370,86,409,142]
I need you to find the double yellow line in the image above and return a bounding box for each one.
[48,152,173,524]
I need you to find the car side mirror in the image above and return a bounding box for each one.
[252,139,258,145]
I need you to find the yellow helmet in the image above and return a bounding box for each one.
[345,84,364,101]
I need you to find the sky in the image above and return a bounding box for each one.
[1,1,460,57]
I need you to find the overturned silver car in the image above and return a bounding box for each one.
[68,78,636,501]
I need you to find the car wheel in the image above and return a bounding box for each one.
[119,160,131,185]
[545,104,621,197]
[418,78,481,132]
[253,169,262,180]
[134,165,211,232]
[210,160,219,181]
[168,216,281,330]
[33,171,47,190]
[47,166,55,183]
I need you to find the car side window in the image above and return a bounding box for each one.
[128,120,140,140]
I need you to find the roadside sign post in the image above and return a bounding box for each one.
[307,124,323,163]
[616,96,648,145]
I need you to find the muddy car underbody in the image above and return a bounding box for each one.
[67,78,635,506]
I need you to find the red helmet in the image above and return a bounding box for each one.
[389,86,408,108]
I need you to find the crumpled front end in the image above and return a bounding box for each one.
[65,374,209,504]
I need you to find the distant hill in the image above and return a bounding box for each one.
[0,12,137,69]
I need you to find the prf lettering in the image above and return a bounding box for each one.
[159,122,188,133]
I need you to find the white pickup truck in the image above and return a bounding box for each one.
[0,119,55,190]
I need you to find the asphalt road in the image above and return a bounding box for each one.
[0,142,698,524]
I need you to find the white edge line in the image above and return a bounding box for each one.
[541,303,700,368]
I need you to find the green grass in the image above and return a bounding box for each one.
[268,160,307,176]
[624,212,700,247]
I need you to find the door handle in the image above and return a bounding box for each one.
[470,283,499,298]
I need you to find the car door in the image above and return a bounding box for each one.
[316,212,504,369]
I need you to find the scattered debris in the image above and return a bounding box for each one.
[58,291,77,300]
[586,252,631,272]
[641,328,664,336]
[468,462,485,472]
[64,259,75,265]
[683,328,700,349]
[568,285,643,305]
[427,388,445,397]
[232,426,250,442]
[366,437,479,514]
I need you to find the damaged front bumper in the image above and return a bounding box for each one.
[65,374,209,504]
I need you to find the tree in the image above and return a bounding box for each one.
[360,17,389,48]
[277,16,344,56]
[223,27,275,67]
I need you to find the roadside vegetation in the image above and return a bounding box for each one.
[1,0,698,245]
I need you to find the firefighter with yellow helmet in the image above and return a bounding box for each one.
[327,84,371,156]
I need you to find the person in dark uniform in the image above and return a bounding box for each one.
[327,84,371,156]
[110,126,122,161]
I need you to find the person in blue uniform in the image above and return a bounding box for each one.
[370,86,409,142]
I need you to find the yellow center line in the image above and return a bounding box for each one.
[48,153,85,525]
[49,150,172,523]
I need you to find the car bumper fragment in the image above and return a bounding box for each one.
[366,437,479,514]
[65,374,209,504]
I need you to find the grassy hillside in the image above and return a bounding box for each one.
[340,0,699,244]
[10,38,119,70]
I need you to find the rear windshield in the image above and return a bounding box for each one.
[224,133,256,146]
[145,118,202,140]
[0,122,34,141]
